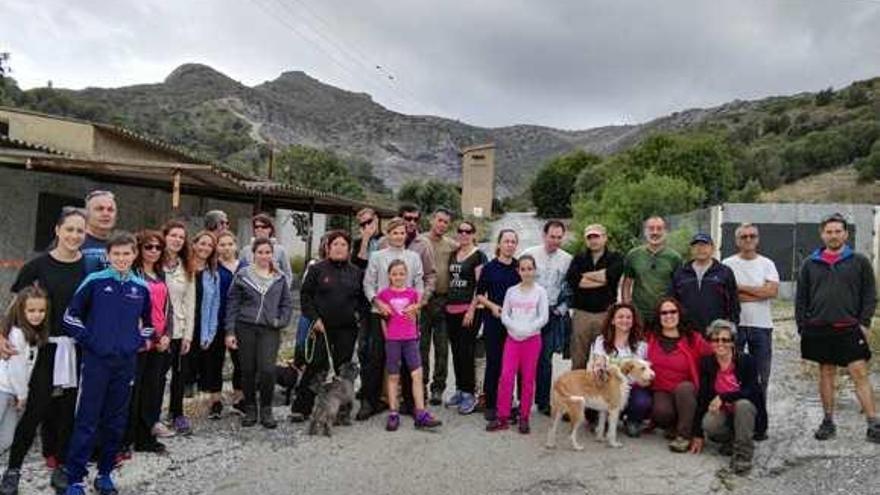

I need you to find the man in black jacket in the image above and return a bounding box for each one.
[669,233,740,333]
[796,213,879,443]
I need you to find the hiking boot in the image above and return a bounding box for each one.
[208,401,223,420]
[458,393,477,415]
[93,474,118,495]
[719,442,734,456]
[231,399,246,416]
[814,419,836,440]
[486,418,509,432]
[624,419,642,438]
[386,412,400,432]
[260,407,277,429]
[429,389,443,406]
[355,401,375,421]
[668,436,690,453]
[0,469,20,495]
[731,453,753,475]
[151,422,175,438]
[866,422,880,443]
[484,408,497,422]
[415,410,442,430]
[518,418,531,434]
[50,467,68,493]
[63,483,86,495]
[173,416,192,436]
[445,391,463,408]
[241,406,258,427]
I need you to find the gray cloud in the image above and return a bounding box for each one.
[2,0,879,129]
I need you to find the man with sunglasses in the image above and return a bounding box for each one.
[722,223,778,437]
[565,224,623,370]
[669,233,740,333]
[622,216,682,324]
[796,213,879,443]
[418,208,458,405]
[353,208,383,271]
[81,190,118,274]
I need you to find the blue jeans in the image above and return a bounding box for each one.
[536,313,568,410]
[736,326,772,395]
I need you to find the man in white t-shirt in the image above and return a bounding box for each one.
[722,223,779,401]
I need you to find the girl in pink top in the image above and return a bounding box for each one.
[376,260,441,431]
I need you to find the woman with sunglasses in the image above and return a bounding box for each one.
[475,229,521,422]
[0,208,86,493]
[444,221,488,415]
[122,230,174,455]
[646,297,712,453]
[690,320,766,475]
[242,214,293,287]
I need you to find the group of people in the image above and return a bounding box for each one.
[0,188,876,494]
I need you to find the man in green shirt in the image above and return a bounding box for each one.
[621,216,682,324]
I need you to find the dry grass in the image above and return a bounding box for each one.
[759,165,880,204]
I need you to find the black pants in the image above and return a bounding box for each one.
[199,331,227,394]
[238,323,281,408]
[447,312,478,394]
[483,316,506,412]
[124,351,168,449]
[231,347,242,391]
[7,344,77,469]
[168,338,189,419]
[291,325,357,415]
[360,314,386,409]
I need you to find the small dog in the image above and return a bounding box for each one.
[546,358,654,450]
[308,362,359,437]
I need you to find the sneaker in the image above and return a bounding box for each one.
[414,410,442,429]
[458,393,477,415]
[624,419,642,438]
[445,391,463,408]
[93,474,118,495]
[50,467,68,493]
[486,418,509,432]
[64,483,86,495]
[151,422,175,438]
[518,418,531,434]
[866,422,880,444]
[386,412,400,432]
[0,469,20,495]
[173,416,192,436]
[231,399,246,416]
[241,406,258,428]
[45,455,59,470]
[134,440,167,454]
[209,401,223,420]
[814,419,836,441]
[260,407,278,429]
[429,389,443,406]
[668,436,690,453]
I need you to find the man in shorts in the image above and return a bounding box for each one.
[796,212,880,443]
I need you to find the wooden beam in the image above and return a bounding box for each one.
[172,170,181,212]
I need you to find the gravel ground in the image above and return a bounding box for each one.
[13,306,880,494]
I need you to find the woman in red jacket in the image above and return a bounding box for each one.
[647,297,712,453]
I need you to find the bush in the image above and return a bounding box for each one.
[843,85,870,109]
[275,145,365,199]
[855,141,880,182]
[397,179,461,223]
[762,114,791,135]
[531,150,603,218]
[815,87,834,106]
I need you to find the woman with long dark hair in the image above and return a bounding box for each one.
[475,229,520,422]
[0,208,86,493]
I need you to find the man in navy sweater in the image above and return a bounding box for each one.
[61,232,153,495]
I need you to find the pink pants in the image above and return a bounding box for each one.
[496,334,541,421]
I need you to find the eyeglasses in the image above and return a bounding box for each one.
[253,224,271,230]
[738,234,757,240]
[403,215,420,222]
[359,219,375,228]
[143,244,163,252]
[659,309,678,316]
[710,337,733,344]
[586,234,601,239]
[458,228,474,234]
[218,220,229,226]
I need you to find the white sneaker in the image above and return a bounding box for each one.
[151,422,176,438]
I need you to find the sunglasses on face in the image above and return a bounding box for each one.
[359,219,375,228]
[659,309,678,316]
[143,244,163,252]
[403,215,419,222]
[586,234,601,239]
[710,337,734,344]
[738,234,757,240]
[458,228,474,235]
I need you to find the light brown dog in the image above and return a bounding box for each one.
[545,358,654,450]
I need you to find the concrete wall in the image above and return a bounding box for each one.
[461,146,495,218]
[0,110,94,155]
[0,167,251,307]
[92,128,185,163]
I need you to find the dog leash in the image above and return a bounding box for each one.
[304,322,336,383]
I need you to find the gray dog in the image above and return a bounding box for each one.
[308,362,359,437]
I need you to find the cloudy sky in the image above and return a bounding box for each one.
[3,0,880,129]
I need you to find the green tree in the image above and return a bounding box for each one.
[397,180,461,220]
[814,87,834,106]
[843,85,870,109]
[572,173,705,252]
[855,140,880,182]
[274,145,365,199]
[530,150,603,218]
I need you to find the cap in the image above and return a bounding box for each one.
[690,233,713,245]
[584,224,607,237]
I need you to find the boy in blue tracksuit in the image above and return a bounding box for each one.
[61,232,153,495]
